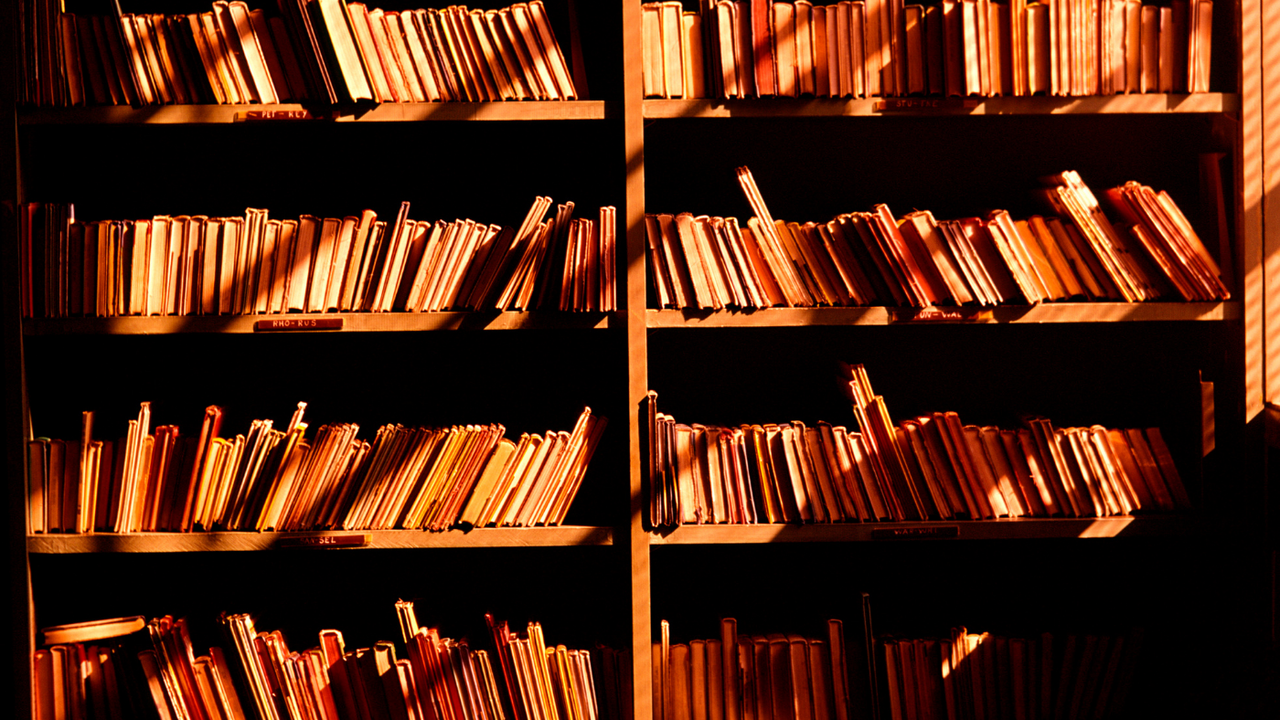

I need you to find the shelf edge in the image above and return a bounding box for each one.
[23,312,613,335]
[648,516,1198,543]
[27,526,614,553]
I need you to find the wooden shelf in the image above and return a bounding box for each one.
[27,525,613,553]
[643,93,1238,119]
[16,100,612,125]
[649,516,1197,543]
[646,301,1238,328]
[22,311,612,335]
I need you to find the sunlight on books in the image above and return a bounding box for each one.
[1077,517,1135,538]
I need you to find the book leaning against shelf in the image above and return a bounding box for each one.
[18,198,617,319]
[26,402,607,534]
[17,0,580,107]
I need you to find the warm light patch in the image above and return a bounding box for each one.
[1077,517,1134,538]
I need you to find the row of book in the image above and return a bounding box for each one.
[643,0,1213,99]
[27,402,606,534]
[881,628,1141,720]
[645,168,1228,311]
[20,0,580,108]
[646,364,1190,527]
[19,199,617,319]
[34,604,602,720]
[652,616,877,720]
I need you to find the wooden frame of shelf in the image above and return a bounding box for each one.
[648,516,1198,544]
[26,526,613,553]
[643,93,1239,118]
[16,100,613,125]
[646,301,1240,328]
[22,311,612,335]
[20,302,1236,335]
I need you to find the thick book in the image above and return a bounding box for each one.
[40,616,147,646]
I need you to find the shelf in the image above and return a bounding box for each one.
[646,301,1239,328]
[649,516,1197,543]
[22,311,612,335]
[26,526,613,553]
[16,100,612,125]
[643,93,1239,119]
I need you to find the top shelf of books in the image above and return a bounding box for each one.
[643,93,1239,119]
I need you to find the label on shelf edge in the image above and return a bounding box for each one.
[235,110,333,122]
[890,307,993,323]
[873,98,979,111]
[277,534,369,548]
[254,317,344,331]
[870,526,960,539]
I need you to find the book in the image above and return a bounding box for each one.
[40,616,147,646]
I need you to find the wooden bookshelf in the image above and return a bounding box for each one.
[6,0,1273,718]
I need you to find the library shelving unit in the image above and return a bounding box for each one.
[3,2,1276,720]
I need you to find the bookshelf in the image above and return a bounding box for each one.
[4,1,1274,720]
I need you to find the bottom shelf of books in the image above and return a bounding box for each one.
[29,545,630,720]
[650,538,1254,720]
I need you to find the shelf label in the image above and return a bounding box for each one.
[235,110,333,122]
[873,98,979,112]
[871,526,959,540]
[254,317,344,331]
[891,307,993,323]
[277,534,369,549]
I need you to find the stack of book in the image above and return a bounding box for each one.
[33,606,603,720]
[19,198,616,319]
[642,0,1213,99]
[26,401,607,534]
[19,0,579,107]
[646,364,1190,527]
[645,168,1228,310]
[652,616,878,720]
[880,627,1142,720]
